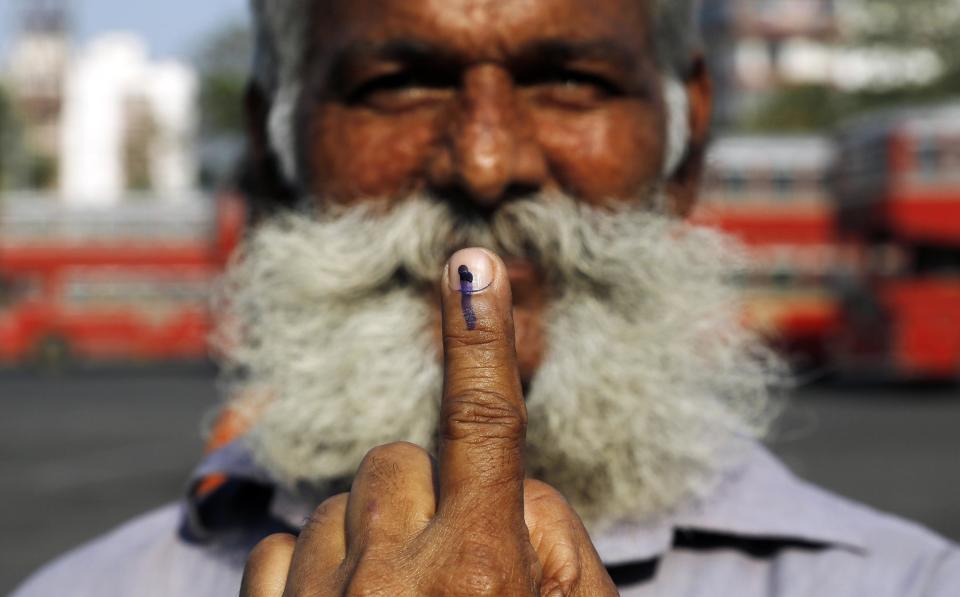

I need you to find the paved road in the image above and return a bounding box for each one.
[772,383,960,541]
[1,370,958,593]
[0,367,217,594]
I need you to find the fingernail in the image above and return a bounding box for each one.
[447,248,494,294]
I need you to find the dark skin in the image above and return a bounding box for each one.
[242,0,712,594]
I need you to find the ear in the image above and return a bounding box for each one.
[237,80,298,219]
[665,54,712,218]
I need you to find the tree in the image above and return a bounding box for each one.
[0,83,14,189]
[744,0,960,132]
[193,23,252,189]
[845,0,960,75]
[0,83,34,191]
[746,73,960,132]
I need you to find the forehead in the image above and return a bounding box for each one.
[314,0,652,61]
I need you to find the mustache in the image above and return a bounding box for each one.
[265,189,671,300]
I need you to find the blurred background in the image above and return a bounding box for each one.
[0,0,958,592]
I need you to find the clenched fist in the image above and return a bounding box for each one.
[240,249,617,596]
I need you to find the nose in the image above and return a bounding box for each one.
[430,65,547,207]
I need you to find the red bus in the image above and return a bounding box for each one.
[834,103,960,246]
[833,277,960,380]
[0,193,244,367]
[831,104,960,380]
[693,135,846,366]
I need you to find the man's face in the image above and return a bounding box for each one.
[231,1,771,524]
[288,0,691,380]
[301,0,667,205]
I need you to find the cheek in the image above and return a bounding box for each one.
[308,106,440,200]
[533,105,665,202]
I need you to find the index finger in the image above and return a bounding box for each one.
[437,248,527,521]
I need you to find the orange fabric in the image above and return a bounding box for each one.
[204,408,253,454]
[194,473,230,499]
[193,406,258,499]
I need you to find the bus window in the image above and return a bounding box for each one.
[724,172,747,198]
[62,274,212,310]
[773,171,794,199]
[915,138,941,179]
[942,139,960,173]
[0,275,41,309]
[814,172,829,192]
[0,276,10,309]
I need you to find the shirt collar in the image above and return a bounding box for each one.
[668,445,869,555]
[592,444,869,565]
[185,439,870,561]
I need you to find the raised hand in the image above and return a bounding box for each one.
[240,248,617,596]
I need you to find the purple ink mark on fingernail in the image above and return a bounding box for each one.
[458,265,478,331]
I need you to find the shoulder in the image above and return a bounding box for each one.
[672,445,959,595]
[789,474,960,595]
[12,503,248,597]
[921,547,960,597]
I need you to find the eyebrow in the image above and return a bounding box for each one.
[320,39,459,95]
[328,36,639,75]
[512,38,640,72]
[329,39,462,73]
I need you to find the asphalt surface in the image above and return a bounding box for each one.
[1,369,958,594]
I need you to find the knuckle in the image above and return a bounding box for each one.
[440,540,539,597]
[442,391,526,443]
[305,493,348,528]
[455,569,508,597]
[357,447,401,481]
[542,562,581,597]
[343,582,394,597]
[344,564,404,597]
[247,532,295,563]
[442,555,511,597]
[523,480,580,530]
[524,479,568,507]
[364,441,428,466]
[357,443,425,484]
[446,327,502,352]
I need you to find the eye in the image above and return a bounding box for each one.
[519,68,624,108]
[551,70,622,95]
[345,69,455,110]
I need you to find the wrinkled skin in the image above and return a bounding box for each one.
[241,0,712,594]
[241,251,619,596]
[246,0,712,382]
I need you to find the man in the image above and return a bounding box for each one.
[14,0,959,595]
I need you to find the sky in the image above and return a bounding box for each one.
[1,0,249,62]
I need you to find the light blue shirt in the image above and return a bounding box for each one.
[13,441,959,596]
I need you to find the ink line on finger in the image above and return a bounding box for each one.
[459,265,478,331]
[448,249,494,331]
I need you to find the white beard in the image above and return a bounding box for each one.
[213,192,784,530]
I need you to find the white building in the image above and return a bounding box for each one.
[59,33,198,205]
[701,0,944,126]
[3,4,69,179]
